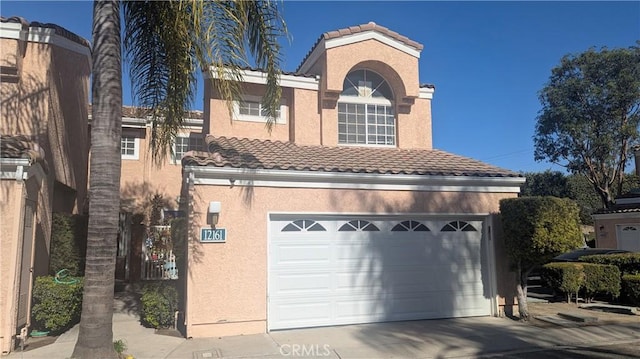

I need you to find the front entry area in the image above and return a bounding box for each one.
[268,215,493,330]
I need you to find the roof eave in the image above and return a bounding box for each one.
[184,165,525,193]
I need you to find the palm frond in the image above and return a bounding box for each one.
[122,0,287,164]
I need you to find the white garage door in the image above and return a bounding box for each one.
[268,216,492,330]
[617,225,640,251]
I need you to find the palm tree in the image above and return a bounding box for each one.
[73,1,285,357]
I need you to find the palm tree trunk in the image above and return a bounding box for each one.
[72,1,121,358]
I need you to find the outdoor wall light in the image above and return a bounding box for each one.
[207,201,221,228]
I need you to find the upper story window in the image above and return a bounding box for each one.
[171,135,204,164]
[121,136,140,160]
[234,94,286,124]
[338,69,395,146]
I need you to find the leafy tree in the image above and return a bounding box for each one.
[520,171,570,198]
[534,44,640,209]
[500,196,583,320]
[73,1,285,357]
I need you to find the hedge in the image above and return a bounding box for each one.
[50,213,87,277]
[31,276,83,334]
[581,253,640,276]
[541,262,584,303]
[141,281,178,329]
[582,263,620,301]
[621,274,640,306]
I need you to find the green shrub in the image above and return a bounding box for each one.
[31,276,83,334]
[621,274,640,306]
[141,282,178,329]
[50,213,87,276]
[542,262,585,303]
[581,253,640,276]
[582,263,620,301]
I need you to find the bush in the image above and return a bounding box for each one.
[581,253,640,276]
[50,213,87,276]
[141,282,178,328]
[621,274,640,306]
[31,276,83,334]
[541,262,584,303]
[582,263,620,301]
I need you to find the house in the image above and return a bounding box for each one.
[0,17,90,354]
[171,22,525,337]
[593,146,640,251]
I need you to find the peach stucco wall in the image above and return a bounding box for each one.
[0,180,24,354]
[206,82,291,142]
[184,183,517,337]
[594,216,640,249]
[324,39,419,99]
[203,36,432,149]
[1,30,89,354]
[1,41,90,211]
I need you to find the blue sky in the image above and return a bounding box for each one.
[2,1,639,173]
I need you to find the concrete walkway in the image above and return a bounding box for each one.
[8,295,640,359]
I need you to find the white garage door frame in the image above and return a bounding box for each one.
[267,212,499,331]
[616,224,640,251]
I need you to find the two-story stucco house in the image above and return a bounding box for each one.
[167,22,526,338]
[0,17,90,354]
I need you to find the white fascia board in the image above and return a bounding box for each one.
[0,22,28,41]
[592,212,640,220]
[0,158,30,180]
[268,212,491,220]
[206,67,319,90]
[1,23,91,58]
[419,87,435,99]
[185,166,525,193]
[325,32,421,59]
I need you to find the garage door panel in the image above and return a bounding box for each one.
[269,217,491,330]
[270,272,332,295]
[271,244,331,266]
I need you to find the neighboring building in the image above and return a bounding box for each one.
[171,22,525,338]
[0,17,90,354]
[593,146,640,251]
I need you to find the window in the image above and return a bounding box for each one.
[121,136,139,160]
[281,220,326,232]
[338,69,395,146]
[391,220,430,232]
[441,221,477,232]
[338,220,379,232]
[234,95,285,124]
[172,135,204,163]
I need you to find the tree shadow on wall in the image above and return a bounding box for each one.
[321,188,518,356]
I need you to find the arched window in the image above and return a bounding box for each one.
[281,220,326,232]
[338,69,395,146]
[338,220,380,232]
[441,221,477,232]
[391,220,430,232]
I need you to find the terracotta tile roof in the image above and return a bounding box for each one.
[0,135,45,163]
[1,16,90,48]
[297,22,424,73]
[183,136,521,178]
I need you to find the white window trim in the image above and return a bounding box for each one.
[121,137,140,160]
[233,95,287,124]
[171,134,204,165]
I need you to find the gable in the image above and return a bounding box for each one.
[297,22,423,75]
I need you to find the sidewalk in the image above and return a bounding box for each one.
[8,296,640,359]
